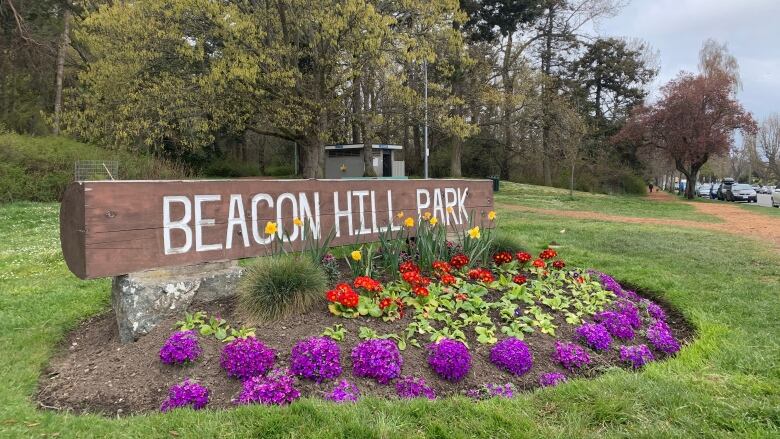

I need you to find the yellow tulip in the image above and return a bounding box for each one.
[293,217,303,226]
[446,206,454,214]
[351,250,362,261]
[429,217,438,226]
[404,217,415,228]
[423,211,432,220]
[396,211,404,218]
[468,226,481,239]
[264,221,278,235]
[488,211,496,221]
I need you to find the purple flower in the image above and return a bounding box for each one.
[539,372,567,387]
[644,300,667,321]
[619,344,654,369]
[575,323,612,351]
[553,341,591,370]
[236,369,300,405]
[160,379,209,412]
[395,376,436,400]
[427,339,471,382]
[646,320,680,354]
[351,339,403,384]
[325,379,360,403]
[596,272,623,296]
[490,338,534,376]
[466,383,514,400]
[290,337,342,382]
[595,311,635,340]
[220,336,276,380]
[159,330,201,365]
[616,300,642,329]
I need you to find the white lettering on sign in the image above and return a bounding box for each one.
[161,186,474,255]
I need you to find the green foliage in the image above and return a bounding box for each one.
[321,324,347,341]
[489,231,527,254]
[174,310,256,342]
[239,255,328,321]
[0,134,187,202]
[203,158,261,178]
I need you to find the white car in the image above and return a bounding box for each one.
[772,187,780,208]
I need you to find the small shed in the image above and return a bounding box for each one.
[324,144,405,178]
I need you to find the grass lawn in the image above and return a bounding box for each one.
[1,192,779,437]
[495,182,722,222]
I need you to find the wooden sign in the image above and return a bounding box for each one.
[60,179,494,279]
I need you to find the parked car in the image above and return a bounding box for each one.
[726,183,758,202]
[758,185,770,194]
[717,178,735,200]
[772,187,780,208]
[697,184,712,197]
[710,183,721,199]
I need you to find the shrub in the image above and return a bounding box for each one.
[575,323,612,351]
[236,369,300,405]
[489,232,526,254]
[220,336,276,380]
[538,372,567,387]
[160,379,209,412]
[290,337,342,382]
[395,376,436,400]
[619,345,654,368]
[553,341,591,370]
[490,338,533,376]
[594,311,635,340]
[351,339,403,384]
[239,255,328,321]
[325,379,361,403]
[159,330,201,365]
[427,339,471,382]
[646,320,680,354]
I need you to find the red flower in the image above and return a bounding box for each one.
[454,293,468,301]
[335,283,352,294]
[440,274,457,285]
[515,252,532,263]
[492,251,513,265]
[338,291,359,308]
[467,269,481,280]
[354,276,382,293]
[432,260,452,274]
[552,260,566,269]
[532,259,546,268]
[449,253,469,269]
[412,285,429,297]
[512,274,527,284]
[326,289,339,302]
[539,248,557,260]
[399,261,420,274]
[379,297,393,309]
[468,268,494,283]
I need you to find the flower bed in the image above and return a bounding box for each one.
[37,211,693,415]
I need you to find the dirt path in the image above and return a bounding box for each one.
[501,191,780,251]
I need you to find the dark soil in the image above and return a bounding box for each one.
[36,280,694,416]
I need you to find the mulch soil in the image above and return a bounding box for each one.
[36,271,694,416]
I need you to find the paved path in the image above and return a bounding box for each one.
[500,191,780,251]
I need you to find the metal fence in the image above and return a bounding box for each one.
[74,160,119,181]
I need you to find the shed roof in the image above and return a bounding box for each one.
[324,143,402,150]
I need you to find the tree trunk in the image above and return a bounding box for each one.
[53,7,71,135]
[450,135,463,177]
[409,123,422,176]
[361,75,376,177]
[300,134,324,178]
[501,34,514,177]
[540,8,555,187]
[570,160,575,198]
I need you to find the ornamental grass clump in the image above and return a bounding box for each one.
[160,379,209,412]
[290,337,342,382]
[619,344,654,369]
[427,339,471,382]
[236,369,300,405]
[595,310,635,340]
[325,379,361,403]
[395,376,436,400]
[159,330,201,365]
[539,372,567,387]
[220,336,275,380]
[351,339,403,384]
[553,341,591,370]
[575,323,612,351]
[646,320,680,354]
[239,254,327,321]
[490,338,533,376]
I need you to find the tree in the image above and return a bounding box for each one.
[614,71,756,199]
[757,114,780,181]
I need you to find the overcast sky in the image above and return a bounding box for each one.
[597,0,780,122]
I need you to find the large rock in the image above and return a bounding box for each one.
[111,261,243,343]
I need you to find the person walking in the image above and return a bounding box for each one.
[648,182,654,193]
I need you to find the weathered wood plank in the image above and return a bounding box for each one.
[60,179,494,279]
